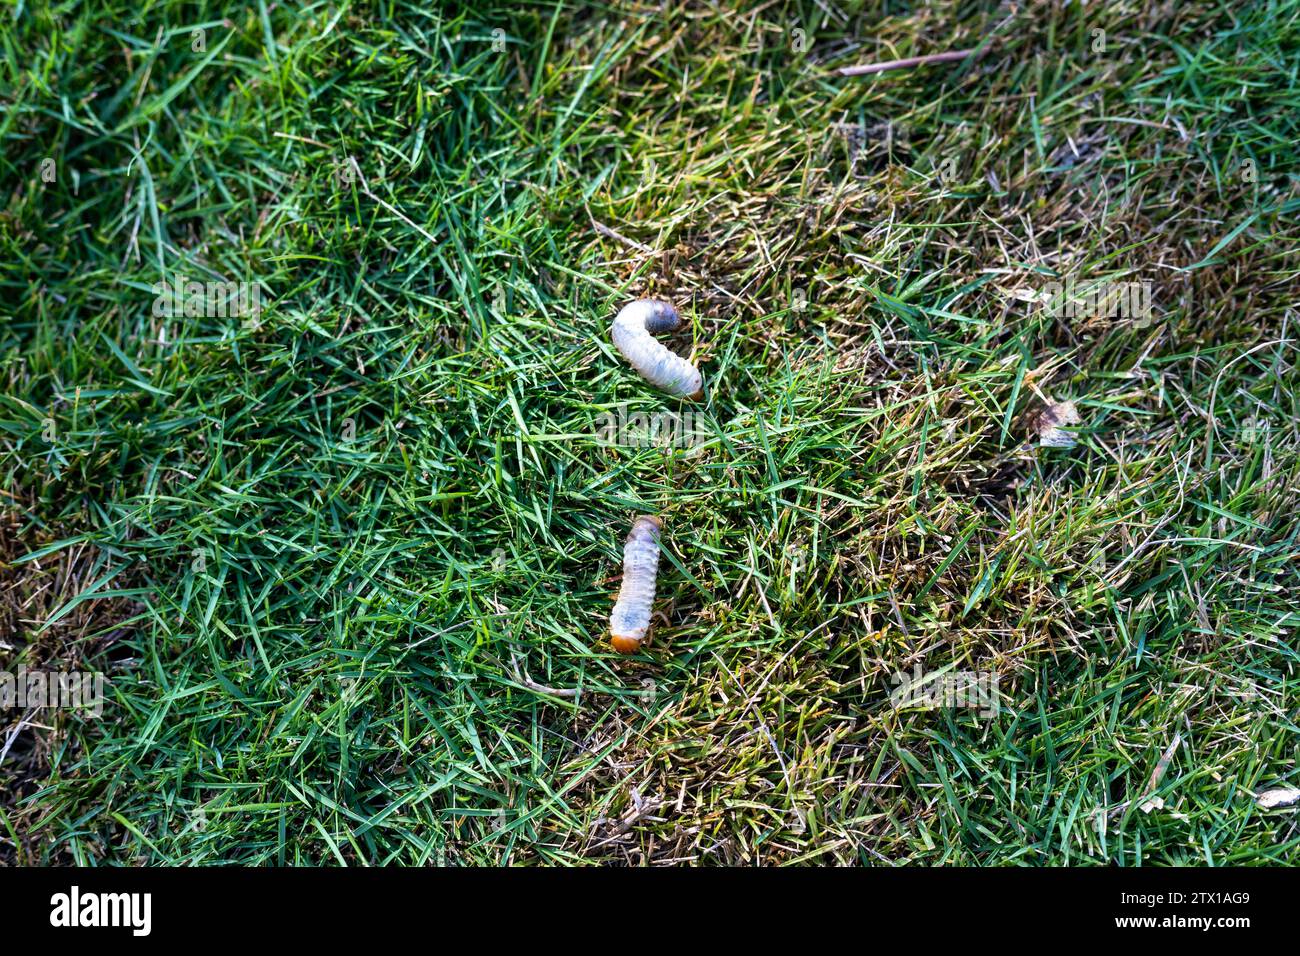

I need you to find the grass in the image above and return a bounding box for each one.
[1,0,1297,865]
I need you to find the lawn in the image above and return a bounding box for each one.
[1,0,1297,865]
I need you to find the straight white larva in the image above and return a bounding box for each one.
[609,515,663,654]
[611,299,703,400]
[1256,787,1300,810]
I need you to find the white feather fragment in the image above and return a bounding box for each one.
[1033,399,1082,448]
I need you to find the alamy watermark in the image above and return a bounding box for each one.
[1042,278,1152,321]
[595,404,710,451]
[889,663,999,719]
[152,274,265,323]
[1,668,105,718]
[49,886,150,936]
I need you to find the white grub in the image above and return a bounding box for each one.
[611,299,703,400]
[609,515,663,654]
[1256,787,1300,810]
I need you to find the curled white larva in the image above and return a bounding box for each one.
[609,515,663,654]
[611,299,703,400]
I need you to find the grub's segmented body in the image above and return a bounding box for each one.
[611,300,703,400]
[609,515,663,654]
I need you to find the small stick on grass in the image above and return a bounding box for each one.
[509,652,579,699]
[590,217,654,254]
[838,48,978,77]
[347,156,440,246]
